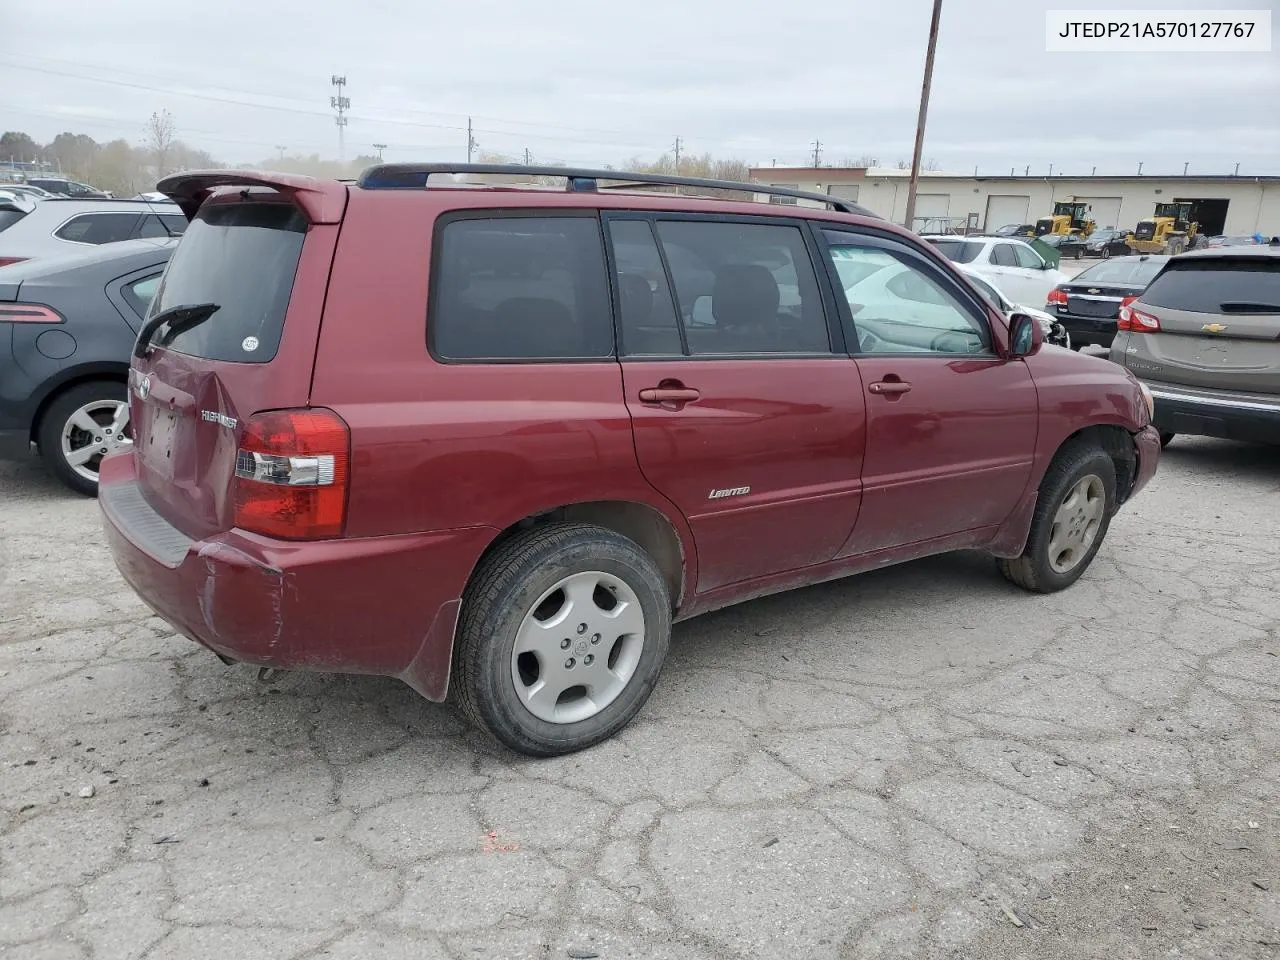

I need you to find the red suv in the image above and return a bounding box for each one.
[99,165,1161,756]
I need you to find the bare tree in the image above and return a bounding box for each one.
[146,110,177,180]
[841,154,880,168]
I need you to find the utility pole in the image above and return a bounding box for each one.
[1048,162,1054,176]
[276,145,286,161]
[372,143,386,162]
[523,148,532,165]
[1234,161,1240,176]
[1025,165,1030,176]
[330,75,349,164]
[466,117,477,163]
[811,139,822,167]
[673,137,682,174]
[1137,161,1143,175]
[903,0,943,230]
[1092,165,1097,176]
[1183,161,1189,175]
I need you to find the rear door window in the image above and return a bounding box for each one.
[1142,258,1280,314]
[55,213,141,244]
[990,244,1018,267]
[430,215,614,361]
[149,201,307,363]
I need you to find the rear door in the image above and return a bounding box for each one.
[130,192,342,539]
[607,213,866,592]
[1127,254,1280,394]
[820,228,1037,555]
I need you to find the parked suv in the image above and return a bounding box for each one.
[99,166,1161,756]
[0,197,187,268]
[0,237,176,492]
[1109,246,1280,446]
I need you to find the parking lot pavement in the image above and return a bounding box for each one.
[2,441,1278,960]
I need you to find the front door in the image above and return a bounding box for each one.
[606,214,866,592]
[819,229,1037,555]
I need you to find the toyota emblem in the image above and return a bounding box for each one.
[136,375,151,400]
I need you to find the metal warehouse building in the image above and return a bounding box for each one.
[749,167,1280,237]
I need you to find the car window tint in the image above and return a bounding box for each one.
[990,244,1018,267]
[653,220,830,355]
[135,215,171,239]
[928,239,983,264]
[963,272,1008,312]
[432,216,614,361]
[608,219,683,356]
[1142,259,1280,314]
[0,209,29,233]
[826,240,989,355]
[55,213,139,244]
[1012,244,1044,269]
[121,274,162,318]
[161,214,188,236]
[1076,258,1166,285]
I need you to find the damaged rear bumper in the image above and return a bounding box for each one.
[97,452,496,700]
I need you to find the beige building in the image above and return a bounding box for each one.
[749,166,1280,237]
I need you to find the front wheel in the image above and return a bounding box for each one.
[1074,248,1084,260]
[37,380,132,496]
[1102,246,1112,259]
[1159,432,1176,448]
[452,522,672,756]
[997,444,1117,593]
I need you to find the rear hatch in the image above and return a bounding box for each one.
[1125,253,1280,394]
[1059,257,1166,319]
[129,172,347,540]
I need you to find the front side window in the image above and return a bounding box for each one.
[55,213,139,245]
[825,234,990,356]
[431,215,613,361]
[651,219,830,355]
[1012,243,1045,269]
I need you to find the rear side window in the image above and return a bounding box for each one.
[136,214,189,239]
[55,213,139,244]
[431,216,613,361]
[121,274,162,319]
[1142,259,1280,314]
[149,201,307,363]
[990,244,1018,267]
[1075,258,1165,285]
[0,209,28,233]
[928,239,983,264]
[1012,244,1044,269]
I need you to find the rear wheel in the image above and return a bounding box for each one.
[1102,246,1112,259]
[1074,247,1084,260]
[997,443,1116,593]
[452,522,671,756]
[37,380,132,496]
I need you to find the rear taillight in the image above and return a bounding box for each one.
[1047,287,1068,306]
[0,257,28,268]
[233,408,350,539]
[1118,296,1160,333]
[0,302,62,323]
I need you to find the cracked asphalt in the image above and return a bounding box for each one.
[1,436,1278,960]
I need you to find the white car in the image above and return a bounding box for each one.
[956,264,1071,350]
[924,235,1070,307]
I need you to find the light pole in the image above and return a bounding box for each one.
[372,143,386,162]
[903,0,944,231]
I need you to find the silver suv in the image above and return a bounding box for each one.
[1109,245,1280,446]
[0,197,187,268]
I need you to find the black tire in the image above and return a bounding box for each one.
[452,522,671,756]
[1074,248,1083,260]
[1159,432,1176,448]
[36,380,129,497]
[997,443,1117,594]
[1102,246,1112,259]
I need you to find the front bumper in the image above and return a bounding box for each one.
[1145,381,1280,445]
[1130,425,1161,500]
[97,452,498,700]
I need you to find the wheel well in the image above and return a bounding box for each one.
[484,501,687,609]
[29,371,128,443]
[1054,424,1137,505]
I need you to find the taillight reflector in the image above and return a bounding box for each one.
[1047,287,1068,306]
[1117,296,1160,332]
[233,408,350,539]
[0,302,62,323]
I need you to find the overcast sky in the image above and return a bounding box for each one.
[2,0,1277,175]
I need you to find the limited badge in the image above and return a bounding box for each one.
[242,336,260,352]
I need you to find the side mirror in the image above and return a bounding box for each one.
[1009,312,1044,357]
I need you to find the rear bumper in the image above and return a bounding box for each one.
[98,452,498,700]
[1147,382,1280,445]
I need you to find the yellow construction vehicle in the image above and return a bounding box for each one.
[1128,202,1199,255]
[1034,201,1096,238]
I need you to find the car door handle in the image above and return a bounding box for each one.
[868,380,912,395]
[639,386,701,403]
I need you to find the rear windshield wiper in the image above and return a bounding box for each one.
[134,302,221,358]
[1219,301,1280,314]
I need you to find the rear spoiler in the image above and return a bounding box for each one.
[155,170,348,224]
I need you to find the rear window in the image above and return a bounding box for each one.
[1075,258,1166,286]
[1142,258,1280,314]
[149,201,307,363]
[928,239,984,264]
[0,209,28,233]
[430,215,613,361]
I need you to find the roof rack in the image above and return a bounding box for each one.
[356,163,878,217]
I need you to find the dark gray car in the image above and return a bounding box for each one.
[1108,246,1280,447]
[0,237,177,493]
